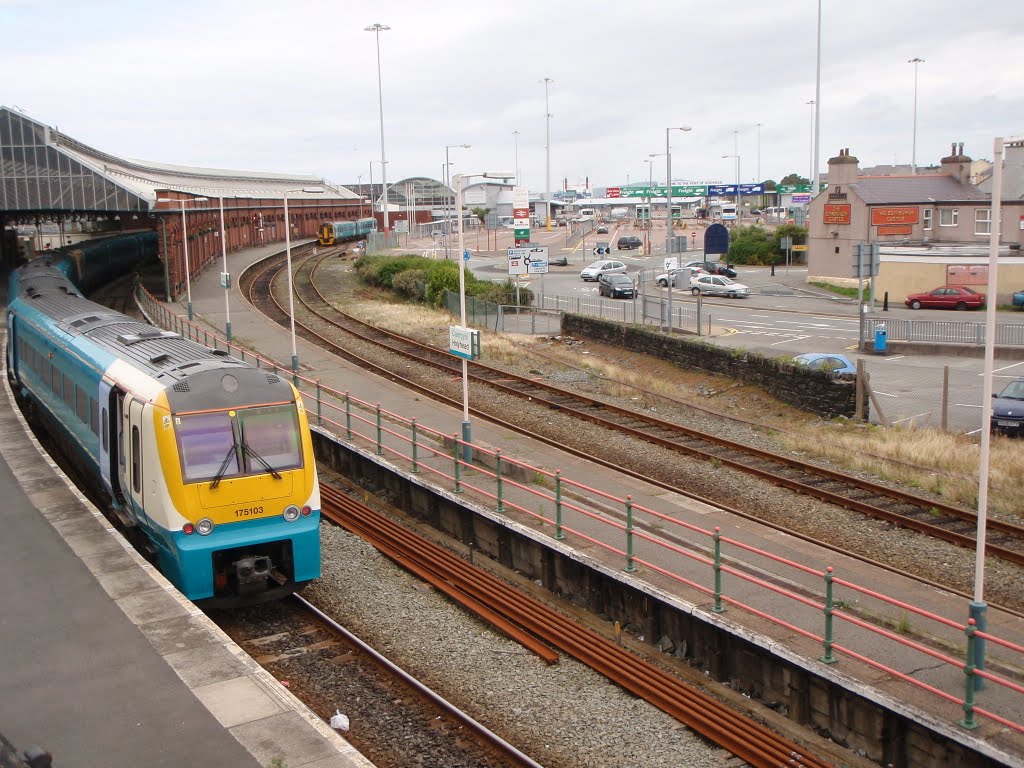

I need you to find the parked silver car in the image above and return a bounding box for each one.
[689,274,751,298]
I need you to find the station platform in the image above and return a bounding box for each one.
[0,332,373,766]
[160,237,1024,767]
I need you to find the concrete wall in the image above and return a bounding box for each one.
[559,314,861,419]
[310,427,1003,768]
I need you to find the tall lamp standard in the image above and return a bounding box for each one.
[365,22,391,232]
[217,196,232,341]
[512,130,521,185]
[357,175,364,218]
[806,100,816,190]
[540,77,554,230]
[664,126,692,258]
[444,143,471,258]
[643,158,654,251]
[156,196,209,321]
[453,170,513,459]
[721,154,740,216]
[908,57,925,174]
[812,0,822,196]
[283,188,324,382]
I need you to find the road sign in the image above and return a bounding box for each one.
[704,223,730,255]
[463,249,471,261]
[792,244,808,252]
[525,245,549,274]
[791,193,811,203]
[852,242,880,278]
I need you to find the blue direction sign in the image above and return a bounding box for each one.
[704,223,730,256]
[463,249,471,261]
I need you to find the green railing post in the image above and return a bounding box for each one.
[960,619,980,730]
[410,418,419,473]
[344,391,352,439]
[820,567,838,664]
[315,380,322,426]
[624,495,636,573]
[495,449,505,513]
[712,527,725,613]
[375,403,383,455]
[554,470,565,540]
[453,434,463,493]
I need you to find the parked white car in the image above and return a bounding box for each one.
[580,259,627,281]
[655,266,706,287]
[689,274,751,298]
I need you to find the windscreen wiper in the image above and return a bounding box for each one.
[210,444,239,489]
[242,443,283,480]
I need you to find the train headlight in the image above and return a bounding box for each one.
[196,518,215,536]
[283,505,300,522]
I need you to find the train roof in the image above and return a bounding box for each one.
[11,262,266,393]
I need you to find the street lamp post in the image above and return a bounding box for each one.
[283,188,325,383]
[664,126,692,259]
[513,130,520,186]
[445,144,471,258]
[540,77,554,230]
[357,175,363,219]
[156,196,209,321]
[812,0,822,195]
[909,57,925,174]
[643,158,654,251]
[721,154,740,216]
[454,170,513,460]
[365,22,391,232]
[806,100,816,190]
[217,196,232,342]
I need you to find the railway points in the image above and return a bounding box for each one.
[150,237,1024,767]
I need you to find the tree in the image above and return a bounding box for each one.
[471,207,490,226]
[779,173,809,186]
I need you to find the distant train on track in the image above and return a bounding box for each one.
[317,217,377,247]
[6,255,321,605]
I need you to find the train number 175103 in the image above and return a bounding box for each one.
[234,506,265,518]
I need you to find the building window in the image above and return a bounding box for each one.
[975,208,991,235]
[939,208,958,227]
[923,209,932,231]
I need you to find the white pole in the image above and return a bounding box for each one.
[284,192,298,380]
[513,130,520,186]
[181,204,192,320]
[219,196,231,341]
[972,138,1003,666]
[455,173,471,455]
[812,0,822,196]
[909,58,924,174]
[366,23,391,233]
[542,77,553,230]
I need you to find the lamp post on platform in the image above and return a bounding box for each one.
[283,187,324,382]
[453,170,513,460]
[664,125,692,259]
[156,196,209,321]
[444,143,471,258]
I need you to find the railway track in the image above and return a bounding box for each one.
[246,250,1024,570]
[319,481,835,768]
[211,589,541,768]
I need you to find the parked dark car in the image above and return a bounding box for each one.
[684,260,737,278]
[904,286,985,310]
[617,236,643,250]
[991,378,1024,435]
[598,273,636,299]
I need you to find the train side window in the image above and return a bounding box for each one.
[131,426,141,493]
[51,364,60,394]
[77,387,89,424]
[63,374,74,409]
[101,408,108,451]
[90,398,99,434]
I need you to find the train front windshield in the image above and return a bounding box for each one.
[175,404,303,484]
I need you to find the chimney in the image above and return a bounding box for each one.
[941,141,973,184]
[826,147,859,186]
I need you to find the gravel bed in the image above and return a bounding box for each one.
[305,524,734,768]
[304,260,1024,613]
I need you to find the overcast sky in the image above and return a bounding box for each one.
[3,0,1022,195]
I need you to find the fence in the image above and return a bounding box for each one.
[536,291,712,336]
[135,283,1024,743]
[863,315,1024,347]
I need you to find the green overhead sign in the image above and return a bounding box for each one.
[776,183,827,193]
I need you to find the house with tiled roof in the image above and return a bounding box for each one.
[807,143,1024,304]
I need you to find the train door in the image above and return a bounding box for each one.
[98,379,115,499]
[117,393,143,525]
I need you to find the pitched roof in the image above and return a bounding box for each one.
[851,174,988,205]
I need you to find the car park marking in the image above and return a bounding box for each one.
[884,355,905,362]
[955,403,983,408]
[891,412,936,425]
[770,335,810,346]
[991,361,1024,374]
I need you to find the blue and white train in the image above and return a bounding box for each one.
[6,259,321,604]
[317,217,378,247]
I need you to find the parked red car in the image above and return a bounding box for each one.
[904,286,985,311]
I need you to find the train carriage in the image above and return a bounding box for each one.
[317,217,377,246]
[6,260,320,604]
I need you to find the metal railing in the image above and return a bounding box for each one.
[863,316,1024,347]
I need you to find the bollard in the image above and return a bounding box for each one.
[495,450,505,512]
[344,392,352,439]
[820,567,838,664]
[883,291,889,312]
[452,434,463,493]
